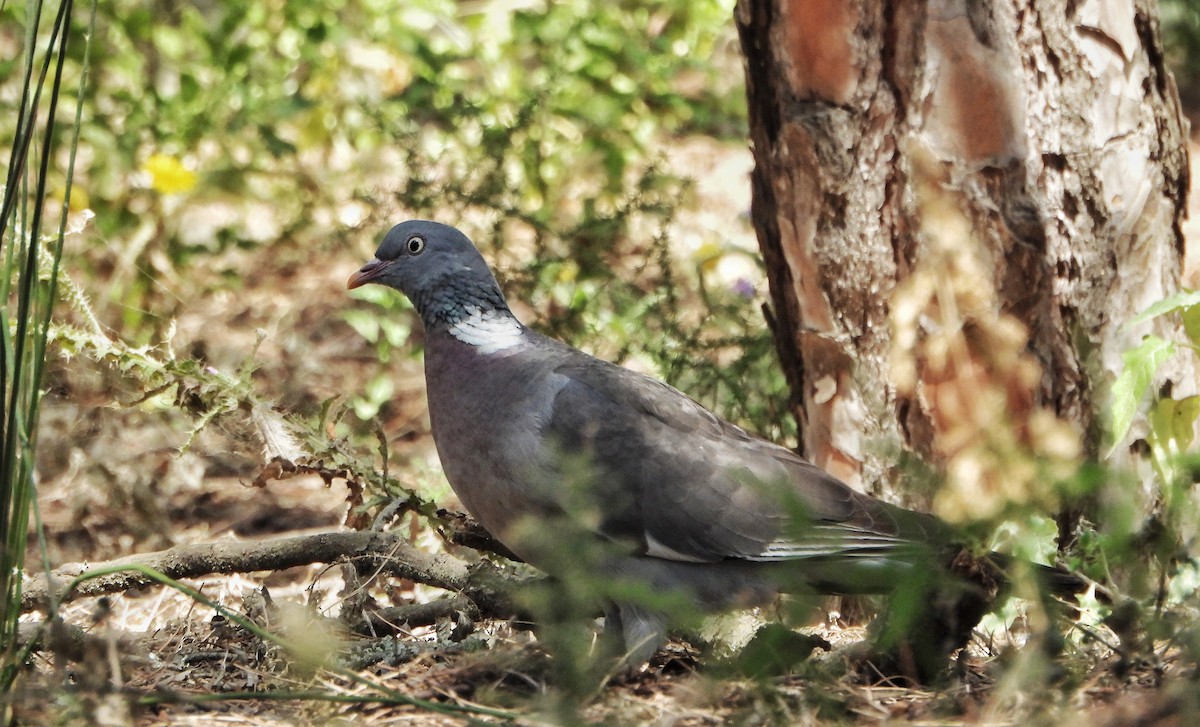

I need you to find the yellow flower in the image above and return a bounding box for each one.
[142,153,197,194]
[51,183,89,210]
[557,260,579,283]
[694,241,723,273]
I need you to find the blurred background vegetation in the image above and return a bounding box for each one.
[4,0,802,548]
[7,0,804,526]
[4,0,1200,720]
[31,0,787,432]
[1165,0,1200,113]
[11,0,1199,490]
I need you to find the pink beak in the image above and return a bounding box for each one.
[347,258,392,289]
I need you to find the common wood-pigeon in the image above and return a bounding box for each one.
[348,220,1087,666]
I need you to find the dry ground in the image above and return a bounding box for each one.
[15,132,1200,725]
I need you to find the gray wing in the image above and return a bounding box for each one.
[543,356,949,566]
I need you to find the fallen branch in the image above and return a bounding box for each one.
[22,530,524,618]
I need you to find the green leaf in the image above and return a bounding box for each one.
[1108,335,1175,456]
[731,623,826,678]
[352,374,395,420]
[1147,395,1200,480]
[342,309,380,343]
[259,125,298,158]
[1182,305,1200,345]
[1128,289,1200,326]
[379,319,411,348]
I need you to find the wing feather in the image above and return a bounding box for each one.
[542,354,949,567]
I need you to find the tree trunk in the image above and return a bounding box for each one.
[735,0,1191,530]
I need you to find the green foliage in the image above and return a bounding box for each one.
[1,0,781,513]
[1110,291,1200,470]
[1163,0,1200,107]
[344,286,414,419]
[47,292,443,524]
[1109,334,1176,456]
[723,623,827,679]
[1100,291,1200,670]
[1108,291,1200,617]
[16,0,782,440]
[59,0,743,261]
[0,0,97,708]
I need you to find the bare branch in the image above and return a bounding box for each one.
[22,530,523,618]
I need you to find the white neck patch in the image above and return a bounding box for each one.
[448,306,524,354]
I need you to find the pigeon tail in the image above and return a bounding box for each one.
[988,552,1111,603]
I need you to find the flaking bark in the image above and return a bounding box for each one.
[736,0,1191,528]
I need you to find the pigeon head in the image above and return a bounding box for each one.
[348,220,513,328]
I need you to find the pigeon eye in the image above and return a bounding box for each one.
[406,235,425,255]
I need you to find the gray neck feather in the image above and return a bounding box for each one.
[413,271,515,329]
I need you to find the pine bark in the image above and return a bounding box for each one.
[735,0,1191,522]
